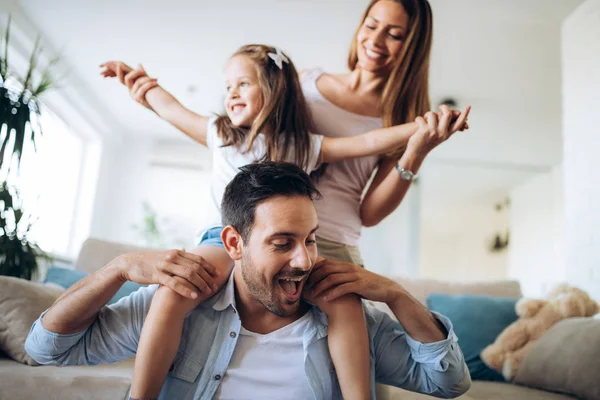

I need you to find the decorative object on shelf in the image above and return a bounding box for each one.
[132,201,188,249]
[489,197,510,253]
[132,201,164,249]
[437,97,458,108]
[0,15,57,279]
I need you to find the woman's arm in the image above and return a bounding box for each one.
[360,150,425,227]
[101,61,209,146]
[319,122,418,164]
[360,106,470,227]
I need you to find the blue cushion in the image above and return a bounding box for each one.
[427,293,518,382]
[44,267,145,305]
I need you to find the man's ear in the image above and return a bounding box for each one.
[221,225,243,260]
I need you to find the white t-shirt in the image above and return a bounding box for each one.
[215,311,314,399]
[203,117,324,229]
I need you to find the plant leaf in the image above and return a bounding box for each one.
[0,182,46,280]
[32,55,59,96]
[0,121,11,171]
[0,182,13,211]
[8,103,27,168]
[1,15,10,79]
[23,36,41,91]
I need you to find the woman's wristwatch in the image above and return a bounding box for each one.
[395,165,417,181]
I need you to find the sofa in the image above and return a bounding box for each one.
[0,238,586,400]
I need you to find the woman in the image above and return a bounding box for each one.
[302,0,459,264]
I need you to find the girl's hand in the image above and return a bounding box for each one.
[100,62,158,111]
[407,105,471,157]
[99,60,133,79]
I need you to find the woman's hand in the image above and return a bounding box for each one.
[407,104,471,158]
[100,61,158,111]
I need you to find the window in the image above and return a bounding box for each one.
[2,105,84,256]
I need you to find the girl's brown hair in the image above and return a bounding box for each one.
[215,44,313,169]
[348,0,432,134]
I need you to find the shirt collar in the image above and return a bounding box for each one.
[210,267,329,337]
[211,268,237,312]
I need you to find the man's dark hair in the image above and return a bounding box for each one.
[221,162,321,241]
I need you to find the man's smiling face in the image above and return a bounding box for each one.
[237,195,319,317]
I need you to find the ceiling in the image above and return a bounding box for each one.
[2,0,584,217]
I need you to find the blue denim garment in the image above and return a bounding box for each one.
[197,226,224,248]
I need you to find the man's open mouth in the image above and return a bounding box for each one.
[277,275,305,299]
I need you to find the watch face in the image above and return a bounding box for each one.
[400,170,413,180]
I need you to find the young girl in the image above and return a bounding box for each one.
[101,45,468,400]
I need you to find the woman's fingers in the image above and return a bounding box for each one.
[131,76,157,101]
[131,75,151,94]
[124,69,147,89]
[135,81,158,103]
[424,111,438,134]
[415,116,427,131]
[438,104,452,138]
[450,105,471,133]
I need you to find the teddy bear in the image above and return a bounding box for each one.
[480,283,599,381]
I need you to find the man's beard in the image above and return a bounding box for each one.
[240,250,301,318]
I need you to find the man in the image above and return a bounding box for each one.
[26,162,470,399]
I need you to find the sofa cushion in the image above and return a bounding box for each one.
[0,356,134,400]
[427,294,518,382]
[381,380,576,399]
[44,266,145,304]
[390,277,522,306]
[514,317,600,400]
[75,237,152,274]
[0,276,64,365]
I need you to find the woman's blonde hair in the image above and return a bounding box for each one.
[348,0,432,139]
[215,44,313,170]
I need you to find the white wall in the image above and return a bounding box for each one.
[561,0,600,300]
[360,182,420,278]
[508,165,564,297]
[89,137,213,249]
[419,203,509,282]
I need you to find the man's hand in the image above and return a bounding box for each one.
[307,258,448,343]
[111,249,221,300]
[306,258,403,305]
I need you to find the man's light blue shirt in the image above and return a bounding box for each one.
[25,271,470,399]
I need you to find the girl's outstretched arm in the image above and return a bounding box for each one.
[319,105,470,164]
[101,61,209,146]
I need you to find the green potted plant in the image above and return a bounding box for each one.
[0,182,48,279]
[0,16,56,279]
[1,16,58,170]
